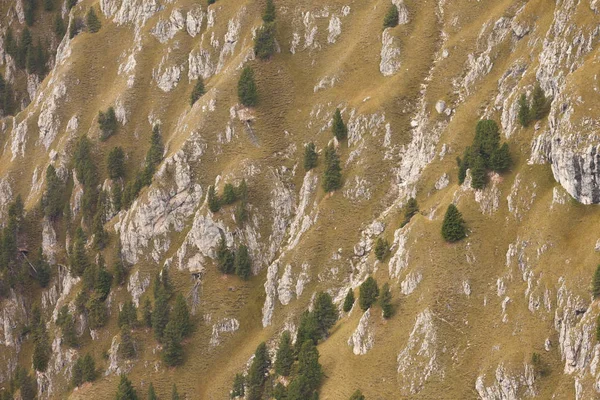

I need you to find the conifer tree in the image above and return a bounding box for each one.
[86,293,108,329]
[142,298,153,328]
[593,264,600,299]
[401,197,419,227]
[148,383,157,400]
[234,244,252,280]
[222,183,237,205]
[263,0,276,22]
[190,77,206,106]
[44,0,53,11]
[171,384,180,400]
[69,17,80,39]
[490,143,511,172]
[231,373,245,398]
[95,258,113,301]
[72,359,84,387]
[172,293,191,338]
[530,84,550,120]
[119,325,136,359]
[152,292,170,341]
[81,353,96,382]
[441,204,466,243]
[216,236,234,274]
[296,310,318,350]
[470,154,487,190]
[238,66,258,107]
[87,7,101,33]
[32,322,51,372]
[34,247,51,288]
[208,185,220,213]
[108,147,126,180]
[473,120,500,165]
[254,23,276,60]
[115,374,138,400]
[380,282,393,319]
[54,15,66,38]
[349,390,366,400]
[162,321,184,366]
[247,342,270,399]
[98,106,117,141]
[274,331,293,376]
[313,292,338,338]
[343,288,355,312]
[71,227,89,276]
[518,93,531,127]
[374,237,390,261]
[359,276,379,311]
[332,108,347,140]
[304,142,318,171]
[113,247,127,286]
[322,144,342,192]
[119,300,138,328]
[24,0,36,26]
[60,308,78,348]
[383,4,399,28]
[294,341,322,396]
[44,165,63,219]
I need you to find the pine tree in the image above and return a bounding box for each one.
[254,22,276,60]
[119,300,138,328]
[112,183,123,212]
[72,358,84,387]
[142,298,153,328]
[274,331,293,376]
[87,7,101,33]
[401,198,419,227]
[296,341,322,393]
[343,288,355,312]
[247,342,270,399]
[380,283,393,319]
[18,370,37,400]
[32,322,51,372]
[470,154,487,190]
[119,325,136,359]
[171,384,180,400]
[98,106,117,141]
[148,383,158,400]
[54,15,66,38]
[69,17,79,39]
[322,144,342,192]
[304,142,318,171]
[71,227,89,276]
[593,265,600,299]
[113,250,126,286]
[235,201,248,226]
[152,293,170,341]
[331,108,347,140]
[24,0,35,26]
[34,247,51,288]
[44,0,53,11]
[231,373,245,398]
[313,292,338,338]
[441,204,466,243]
[208,185,220,213]
[108,147,126,180]
[359,276,379,311]
[518,93,531,127]
[473,119,500,165]
[190,77,206,106]
[162,321,184,367]
[44,164,63,219]
[234,244,252,280]
[349,390,366,400]
[374,237,390,261]
[222,183,237,205]
[262,0,276,23]
[61,309,78,348]
[81,353,96,382]
[144,125,164,184]
[95,259,113,301]
[530,84,550,120]
[93,206,108,250]
[238,66,258,107]
[86,293,108,329]
[383,4,399,28]
[296,310,318,350]
[172,293,191,338]
[115,374,138,400]
[490,143,511,172]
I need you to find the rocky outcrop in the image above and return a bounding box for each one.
[347,309,374,355]
[210,318,240,347]
[380,29,401,76]
[475,363,536,400]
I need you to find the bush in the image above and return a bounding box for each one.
[441,204,466,243]
[98,107,117,141]
[332,108,347,140]
[359,277,379,311]
[304,142,318,171]
[107,147,126,180]
[518,93,531,127]
[374,237,390,261]
[275,331,293,376]
[254,22,276,60]
[343,288,355,312]
[380,283,393,319]
[238,66,258,107]
[313,292,338,338]
[383,4,399,28]
[115,374,138,400]
[234,244,252,280]
[322,144,342,192]
[190,77,206,106]
[87,7,101,33]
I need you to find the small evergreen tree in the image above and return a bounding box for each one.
[81,353,96,382]
[231,373,245,398]
[34,247,51,288]
[238,66,258,107]
[441,204,466,243]
[86,293,108,329]
[247,342,270,399]
[234,244,252,280]
[490,143,511,172]
[383,4,399,28]
[69,17,80,39]
[87,7,101,33]
[162,321,184,366]
[144,125,164,184]
[108,147,126,180]
[32,323,51,372]
[296,310,318,350]
[322,144,342,192]
[262,0,276,23]
[24,0,35,26]
[61,309,78,348]
[349,390,366,400]
[208,185,220,213]
[98,107,117,141]
[118,300,138,328]
[473,120,500,164]
[54,15,66,38]
[254,23,276,60]
[44,164,63,219]
[593,264,600,299]
[313,291,338,338]
[331,108,347,140]
[152,293,170,342]
[113,252,126,286]
[190,77,206,106]
[470,154,487,190]
[148,383,157,400]
[530,84,550,120]
[380,283,393,319]
[359,276,379,311]
[303,142,318,171]
[374,237,390,261]
[343,288,355,312]
[171,384,180,400]
[142,298,153,328]
[217,236,235,274]
[208,0,216,4]
[72,358,84,387]
[518,93,531,127]
[172,293,191,338]
[296,341,322,394]
[44,0,53,11]
[119,325,136,359]
[401,197,419,227]
[274,331,293,376]
[222,183,237,205]
[71,227,89,276]
[115,374,138,400]
[95,260,113,301]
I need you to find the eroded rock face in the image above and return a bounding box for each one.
[475,363,536,400]
[210,318,240,347]
[380,29,401,76]
[347,309,374,355]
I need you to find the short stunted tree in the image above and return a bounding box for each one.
[190,77,206,106]
[322,144,342,192]
[238,66,258,107]
[98,106,117,141]
[87,7,101,33]
[383,4,399,28]
[374,237,390,261]
[275,331,293,376]
[303,142,318,171]
[343,288,355,312]
[359,276,379,311]
[380,283,393,319]
[331,108,347,140]
[441,204,466,243]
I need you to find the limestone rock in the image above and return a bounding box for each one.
[347,309,374,355]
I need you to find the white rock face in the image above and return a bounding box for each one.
[0,291,26,348]
[397,309,441,395]
[188,48,215,80]
[151,9,185,43]
[277,264,294,306]
[347,309,374,355]
[42,219,57,264]
[400,271,422,295]
[286,170,318,250]
[389,227,409,279]
[393,0,409,24]
[475,363,535,400]
[186,6,204,37]
[127,270,150,307]
[327,15,341,43]
[11,118,28,161]
[262,261,279,327]
[209,318,240,347]
[435,173,449,190]
[435,100,446,114]
[380,29,401,76]
[153,54,183,92]
[38,81,67,150]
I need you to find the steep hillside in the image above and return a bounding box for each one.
[2,0,600,399]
